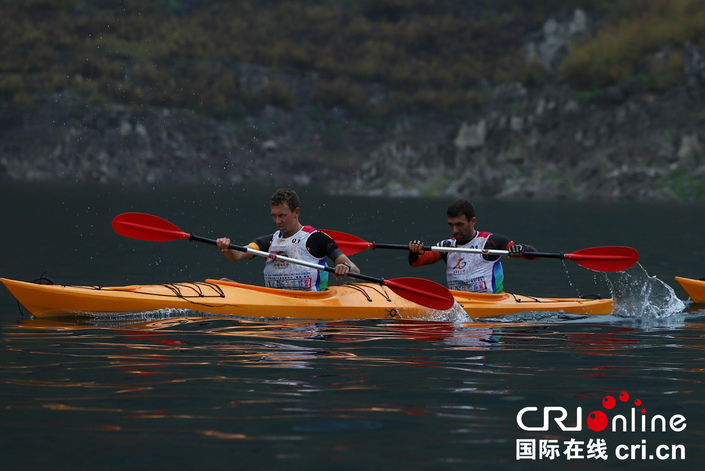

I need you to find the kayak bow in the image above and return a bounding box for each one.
[675,276,705,304]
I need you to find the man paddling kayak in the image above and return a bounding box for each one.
[408,199,535,294]
[216,188,360,291]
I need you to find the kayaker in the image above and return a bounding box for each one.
[407,198,536,294]
[216,188,360,291]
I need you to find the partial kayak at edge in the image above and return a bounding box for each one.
[675,276,705,304]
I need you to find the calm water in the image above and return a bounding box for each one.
[2,183,705,470]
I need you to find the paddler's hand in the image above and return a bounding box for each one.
[508,243,525,258]
[216,237,232,255]
[408,240,425,254]
[334,261,352,279]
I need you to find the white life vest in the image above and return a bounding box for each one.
[443,231,504,293]
[263,226,328,291]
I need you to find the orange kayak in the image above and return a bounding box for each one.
[675,276,705,303]
[1,277,612,320]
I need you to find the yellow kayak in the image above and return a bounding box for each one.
[675,276,705,303]
[1,277,612,320]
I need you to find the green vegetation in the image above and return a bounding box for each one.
[561,0,705,89]
[660,169,705,199]
[1,0,704,119]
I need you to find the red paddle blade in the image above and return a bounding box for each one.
[384,277,455,310]
[564,246,639,273]
[320,229,374,255]
[112,213,190,242]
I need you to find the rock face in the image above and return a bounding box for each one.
[525,9,589,69]
[355,72,705,200]
[348,40,705,201]
[2,13,705,201]
[0,94,359,189]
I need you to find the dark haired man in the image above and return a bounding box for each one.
[216,188,359,291]
[408,199,535,294]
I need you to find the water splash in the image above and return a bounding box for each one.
[418,301,474,323]
[603,264,685,318]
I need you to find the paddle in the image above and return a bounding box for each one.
[320,229,639,273]
[112,212,455,310]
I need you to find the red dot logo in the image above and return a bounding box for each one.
[587,391,645,432]
[634,398,644,413]
[587,410,609,431]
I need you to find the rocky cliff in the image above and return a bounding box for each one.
[356,44,705,201]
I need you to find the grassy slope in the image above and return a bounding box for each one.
[1,0,704,118]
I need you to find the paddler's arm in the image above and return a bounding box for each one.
[215,237,258,262]
[308,231,360,278]
[486,234,538,260]
[507,241,538,259]
[332,253,360,278]
[408,240,442,266]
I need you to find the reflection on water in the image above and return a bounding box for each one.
[15,316,501,348]
[4,312,705,469]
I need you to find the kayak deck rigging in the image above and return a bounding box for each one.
[97,281,227,299]
[77,280,397,307]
